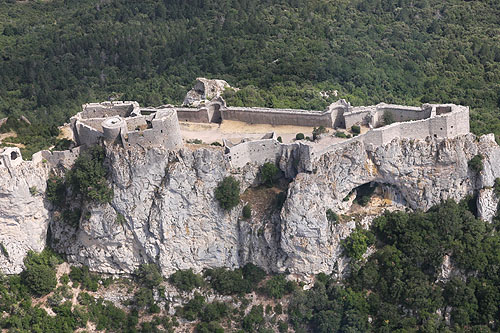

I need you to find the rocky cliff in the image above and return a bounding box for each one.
[0,161,50,274]
[2,134,500,277]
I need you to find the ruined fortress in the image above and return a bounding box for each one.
[0,80,470,172]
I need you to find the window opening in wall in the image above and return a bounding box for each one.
[10,151,18,160]
[451,126,454,128]
[434,134,437,138]
[440,128,443,130]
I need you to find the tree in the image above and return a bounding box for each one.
[242,204,252,219]
[215,176,240,210]
[260,162,279,187]
[468,154,484,173]
[296,133,305,140]
[169,269,204,292]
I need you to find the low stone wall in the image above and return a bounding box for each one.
[226,139,282,168]
[33,147,81,169]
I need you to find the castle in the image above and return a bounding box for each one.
[0,81,470,171]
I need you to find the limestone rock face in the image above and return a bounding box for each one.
[477,188,498,223]
[183,78,231,106]
[51,146,262,275]
[278,134,500,276]
[0,162,50,274]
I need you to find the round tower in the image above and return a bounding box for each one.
[101,116,127,144]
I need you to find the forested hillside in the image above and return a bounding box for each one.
[1,0,500,154]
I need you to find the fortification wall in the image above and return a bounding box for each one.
[33,147,81,168]
[226,139,282,168]
[125,110,182,150]
[80,101,138,119]
[344,108,372,128]
[223,107,333,127]
[125,116,147,131]
[75,122,103,147]
[176,108,210,123]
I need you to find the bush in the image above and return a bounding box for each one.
[242,204,252,219]
[312,126,327,140]
[383,112,395,125]
[215,176,240,210]
[66,145,113,204]
[210,141,222,146]
[261,274,296,299]
[295,133,305,140]
[494,178,500,196]
[46,175,66,206]
[242,305,265,332]
[22,250,60,296]
[335,131,348,138]
[169,269,204,292]
[351,125,361,134]
[341,228,375,261]
[326,209,338,223]
[69,266,100,291]
[468,154,484,173]
[277,136,283,143]
[260,162,279,187]
[204,263,265,295]
[135,263,163,288]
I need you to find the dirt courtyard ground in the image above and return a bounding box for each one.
[180,120,318,144]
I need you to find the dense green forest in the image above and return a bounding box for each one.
[1,0,500,156]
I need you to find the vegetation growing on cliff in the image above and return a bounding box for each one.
[289,199,500,332]
[214,176,240,210]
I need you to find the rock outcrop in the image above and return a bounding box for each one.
[3,133,500,278]
[183,78,231,106]
[0,161,50,274]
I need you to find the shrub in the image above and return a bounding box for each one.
[29,186,38,196]
[188,139,203,144]
[215,176,240,210]
[335,131,347,138]
[326,209,338,223]
[22,250,60,296]
[295,133,305,140]
[242,263,266,285]
[494,178,500,196]
[312,126,327,140]
[468,154,484,173]
[69,266,100,291]
[277,136,283,143]
[204,262,264,295]
[261,274,296,299]
[177,293,205,320]
[196,321,225,333]
[383,111,395,125]
[169,269,204,292]
[210,141,222,146]
[135,263,163,288]
[199,301,229,322]
[242,204,252,219]
[46,174,66,206]
[242,305,265,332]
[66,145,113,203]
[260,162,279,187]
[341,228,375,261]
[351,125,361,134]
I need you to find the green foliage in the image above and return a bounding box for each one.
[494,178,500,196]
[177,293,205,321]
[351,125,361,134]
[135,263,163,289]
[295,133,305,140]
[187,139,203,144]
[29,186,38,196]
[312,126,327,140]
[66,145,113,204]
[53,138,72,151]
[341,228,375,261]
[204,263,265,295]
[242,204,252,219]
[335,131,348,138]
[21,249,61,297]
[210,141,222,146]
[260,162,279,187]
[383,111,395,125]
[325,209,338,223]
[468,154,484,173]
[69,266,100,291]
[242,305,265,332]
[169,269,204,292]
[215,176,240,210]
[0,243,9,258]
[46,174,66,206]
[261,275,296,299]
[277,136,283,143]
